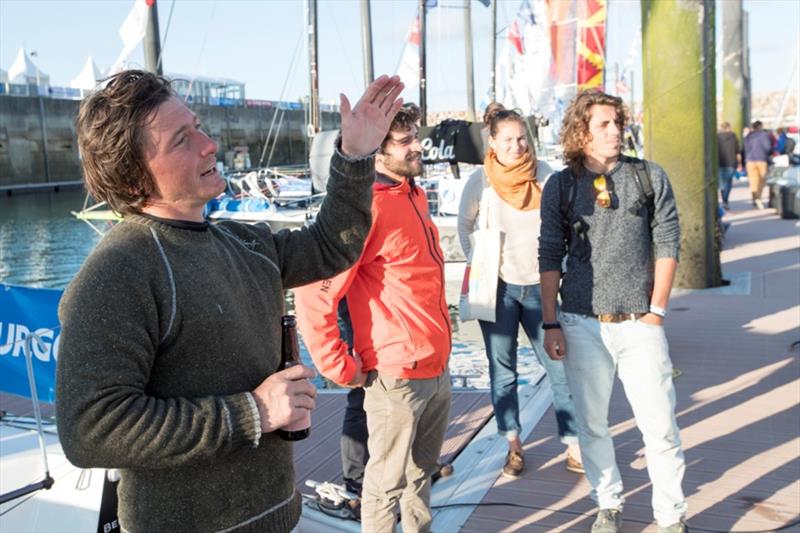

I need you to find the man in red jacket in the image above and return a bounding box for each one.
[295,104,451,533]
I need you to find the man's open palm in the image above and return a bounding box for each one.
[340,75,405,157]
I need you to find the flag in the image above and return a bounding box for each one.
[508,20,524,55]
[108,0,149,75]
[577,0,606,90]
[396,16,420,89]
[615,73,629,96]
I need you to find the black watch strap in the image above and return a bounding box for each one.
[542,322,561,330]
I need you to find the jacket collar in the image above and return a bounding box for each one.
[374,172,416,193]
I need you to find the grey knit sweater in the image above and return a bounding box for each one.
[56,149,374,532]
[538,158,680,315]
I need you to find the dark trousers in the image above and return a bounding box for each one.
[341,387,369,495]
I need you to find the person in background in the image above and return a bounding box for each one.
[56,69,404,533]
[717,122,742,210]
[295,104,451,533]
[744,120,773,209]
[538,90,687,533]
[457,104,583,479]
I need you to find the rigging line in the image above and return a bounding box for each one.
[155,0,177,73]
[183,0,218,104]
[328,7,360,91]
[258,31,304,167]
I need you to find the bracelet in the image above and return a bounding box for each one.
[649,304,667,318]
[542,322,561,330]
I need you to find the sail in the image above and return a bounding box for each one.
[577,0,607,90]
[495,0,579,134]
[396,16,421,89]
[108,0,149,76]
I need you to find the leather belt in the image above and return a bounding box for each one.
[596,313,646,323]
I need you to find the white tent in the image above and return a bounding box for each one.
[0,68,8,84]
[70,56,103,91]
[7,47,50,87]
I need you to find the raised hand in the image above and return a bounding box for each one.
[340,75,405,157]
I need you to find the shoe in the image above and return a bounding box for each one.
[502,450,524,478]
[345,497,361,521]
[591,508,622,533]
[659,519,689,533]
[565,453,585,474]
[722,202,730,210]
[755,198,764,209]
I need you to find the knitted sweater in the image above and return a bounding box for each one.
[56,149,374,533]
[538,158,680,315]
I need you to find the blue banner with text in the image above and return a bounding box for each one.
[0,284,63,404]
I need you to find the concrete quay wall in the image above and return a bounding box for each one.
[0,95,340,187]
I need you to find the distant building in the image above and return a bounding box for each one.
[169,74,246,106]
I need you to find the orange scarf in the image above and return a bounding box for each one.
[484,147,541,211]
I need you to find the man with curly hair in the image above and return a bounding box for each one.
[295,104,452,533]
[538,90,688,533]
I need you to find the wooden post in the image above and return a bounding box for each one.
[642,0,721,288]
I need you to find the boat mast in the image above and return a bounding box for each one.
[144,0,163,75]
[464,0,476,121]
[360,0,375,87]
[418,0,427,126]
[490,0,497,103]
[308,0,321,135]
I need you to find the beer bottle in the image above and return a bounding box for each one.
[276,315,310,441]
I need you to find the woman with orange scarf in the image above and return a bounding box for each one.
[457,105,583,479]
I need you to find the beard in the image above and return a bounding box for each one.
[382,152,423,178]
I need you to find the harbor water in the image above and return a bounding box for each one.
[0,190,100,289]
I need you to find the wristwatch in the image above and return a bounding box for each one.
[649,304,667,318]
[542,322,561,330]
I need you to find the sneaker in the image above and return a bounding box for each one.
[502,450,524,478]
[722,202,730,210]
[755,198,765,209]
[591,509,622,533]
[659,520,689,533]
[565,453,585,474]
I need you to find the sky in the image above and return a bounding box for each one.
[1,0,798,112]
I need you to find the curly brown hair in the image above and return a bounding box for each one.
[380,103,421,153]
[75,70,175,215]
[559,90,626,173]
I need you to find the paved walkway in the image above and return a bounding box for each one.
[461,180,800,532]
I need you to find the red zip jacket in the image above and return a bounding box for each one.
[294,174,451,385]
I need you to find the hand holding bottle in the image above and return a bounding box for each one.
[251,364,316,435]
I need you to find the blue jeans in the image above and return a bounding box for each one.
[478,279,579,443]
[719,166,735,204]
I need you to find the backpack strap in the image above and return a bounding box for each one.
[558,168,589,260]
[627,156,655,220]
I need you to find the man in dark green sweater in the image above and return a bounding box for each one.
[55,70,404,532]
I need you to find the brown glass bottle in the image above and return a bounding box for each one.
[276,315,310,441]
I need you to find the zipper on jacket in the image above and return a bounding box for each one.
[408,189,452,360]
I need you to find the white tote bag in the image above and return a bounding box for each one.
[459,190,500,323]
